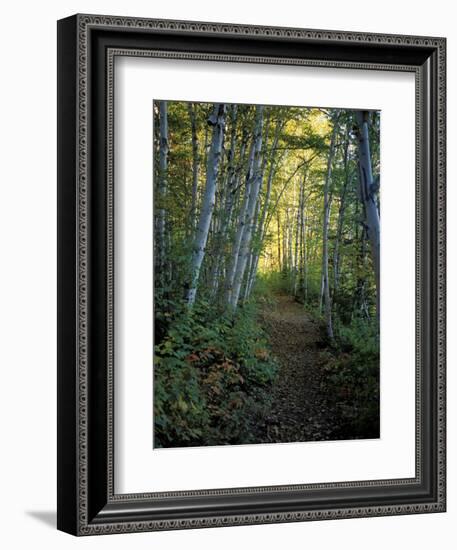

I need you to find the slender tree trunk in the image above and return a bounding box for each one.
[244,255,258,301]
[208,106,240,298]
[355,227,370,319]
[282,209,289,274]
[243,171,271,299]
[294,170,307,296]
[332,138,351,296]
[277,212,282,271]
[224,138,255,305]
[333,190,347,296]
[187,103,199,231]
[187,104,226,306]
[321,113,340,340]
[230,106,265,309]
[287,207,294,283]
[302,213,308,300]
[156,101,169,284]
[242,200,260,302]
[244,118,283,300]
[242,250,255,302]
[355,110,381,321]
[293,177,302,294]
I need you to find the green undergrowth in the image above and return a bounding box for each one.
[252,272,284,301]
[154,299,278,448]
[320,316,380,439]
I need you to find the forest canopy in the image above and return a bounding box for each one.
[153,100,380,448]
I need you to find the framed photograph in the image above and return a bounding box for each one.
[57,14,446,535]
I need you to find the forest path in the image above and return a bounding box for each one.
[259,294,340,443]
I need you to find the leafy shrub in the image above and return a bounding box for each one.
[255,271,289,296]
[321,317,380,439]
[154,301,278,447]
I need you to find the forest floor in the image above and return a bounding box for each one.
[258,294,344,443]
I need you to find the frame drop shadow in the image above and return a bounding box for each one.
[26,510,56,529]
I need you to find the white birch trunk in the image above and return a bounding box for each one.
[187,103,199,231]
[229,106,265,309]
[355,111,380,321]
[208,106,239,298]
[332,139,351,295]
[321,113,340,340]
[186,104,226,306]
[244,118,284,300]
[294,172,306,296]
[224,139,255,305]
[156,101,169,277]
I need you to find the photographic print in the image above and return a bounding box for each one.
[153,100,380,449]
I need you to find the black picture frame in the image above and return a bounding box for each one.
[57,13,446,535]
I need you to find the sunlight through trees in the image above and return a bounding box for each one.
[153,100,380,448]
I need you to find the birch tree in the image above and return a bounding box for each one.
[293,168,307,296]
[355,110,380,321]
[156,101,169,283]
[154,100,380,347]
[332,131,352,295]
[229,105,265,309]
[224,137,256,305]
[187,102,200,230]
[244,116,284,300]
[186,103,226,306]
[207,105,240,297]
[321,112,340,340]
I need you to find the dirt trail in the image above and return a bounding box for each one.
[259,294,340,443]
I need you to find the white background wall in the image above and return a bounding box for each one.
[0,0,454,548]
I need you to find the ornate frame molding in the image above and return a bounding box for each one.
[57,14,446,535]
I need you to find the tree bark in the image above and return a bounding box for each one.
[243,117,284,300]
[294,169,307,296]
[321,112,340,340]
[187,103,200,231]
[229,105,265,309]
[224,137,255,305]
[332,135,352,296]
[355,110,381,321]
[156,101,169,283]
[186,104,226,306]
[208,106,240,298]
